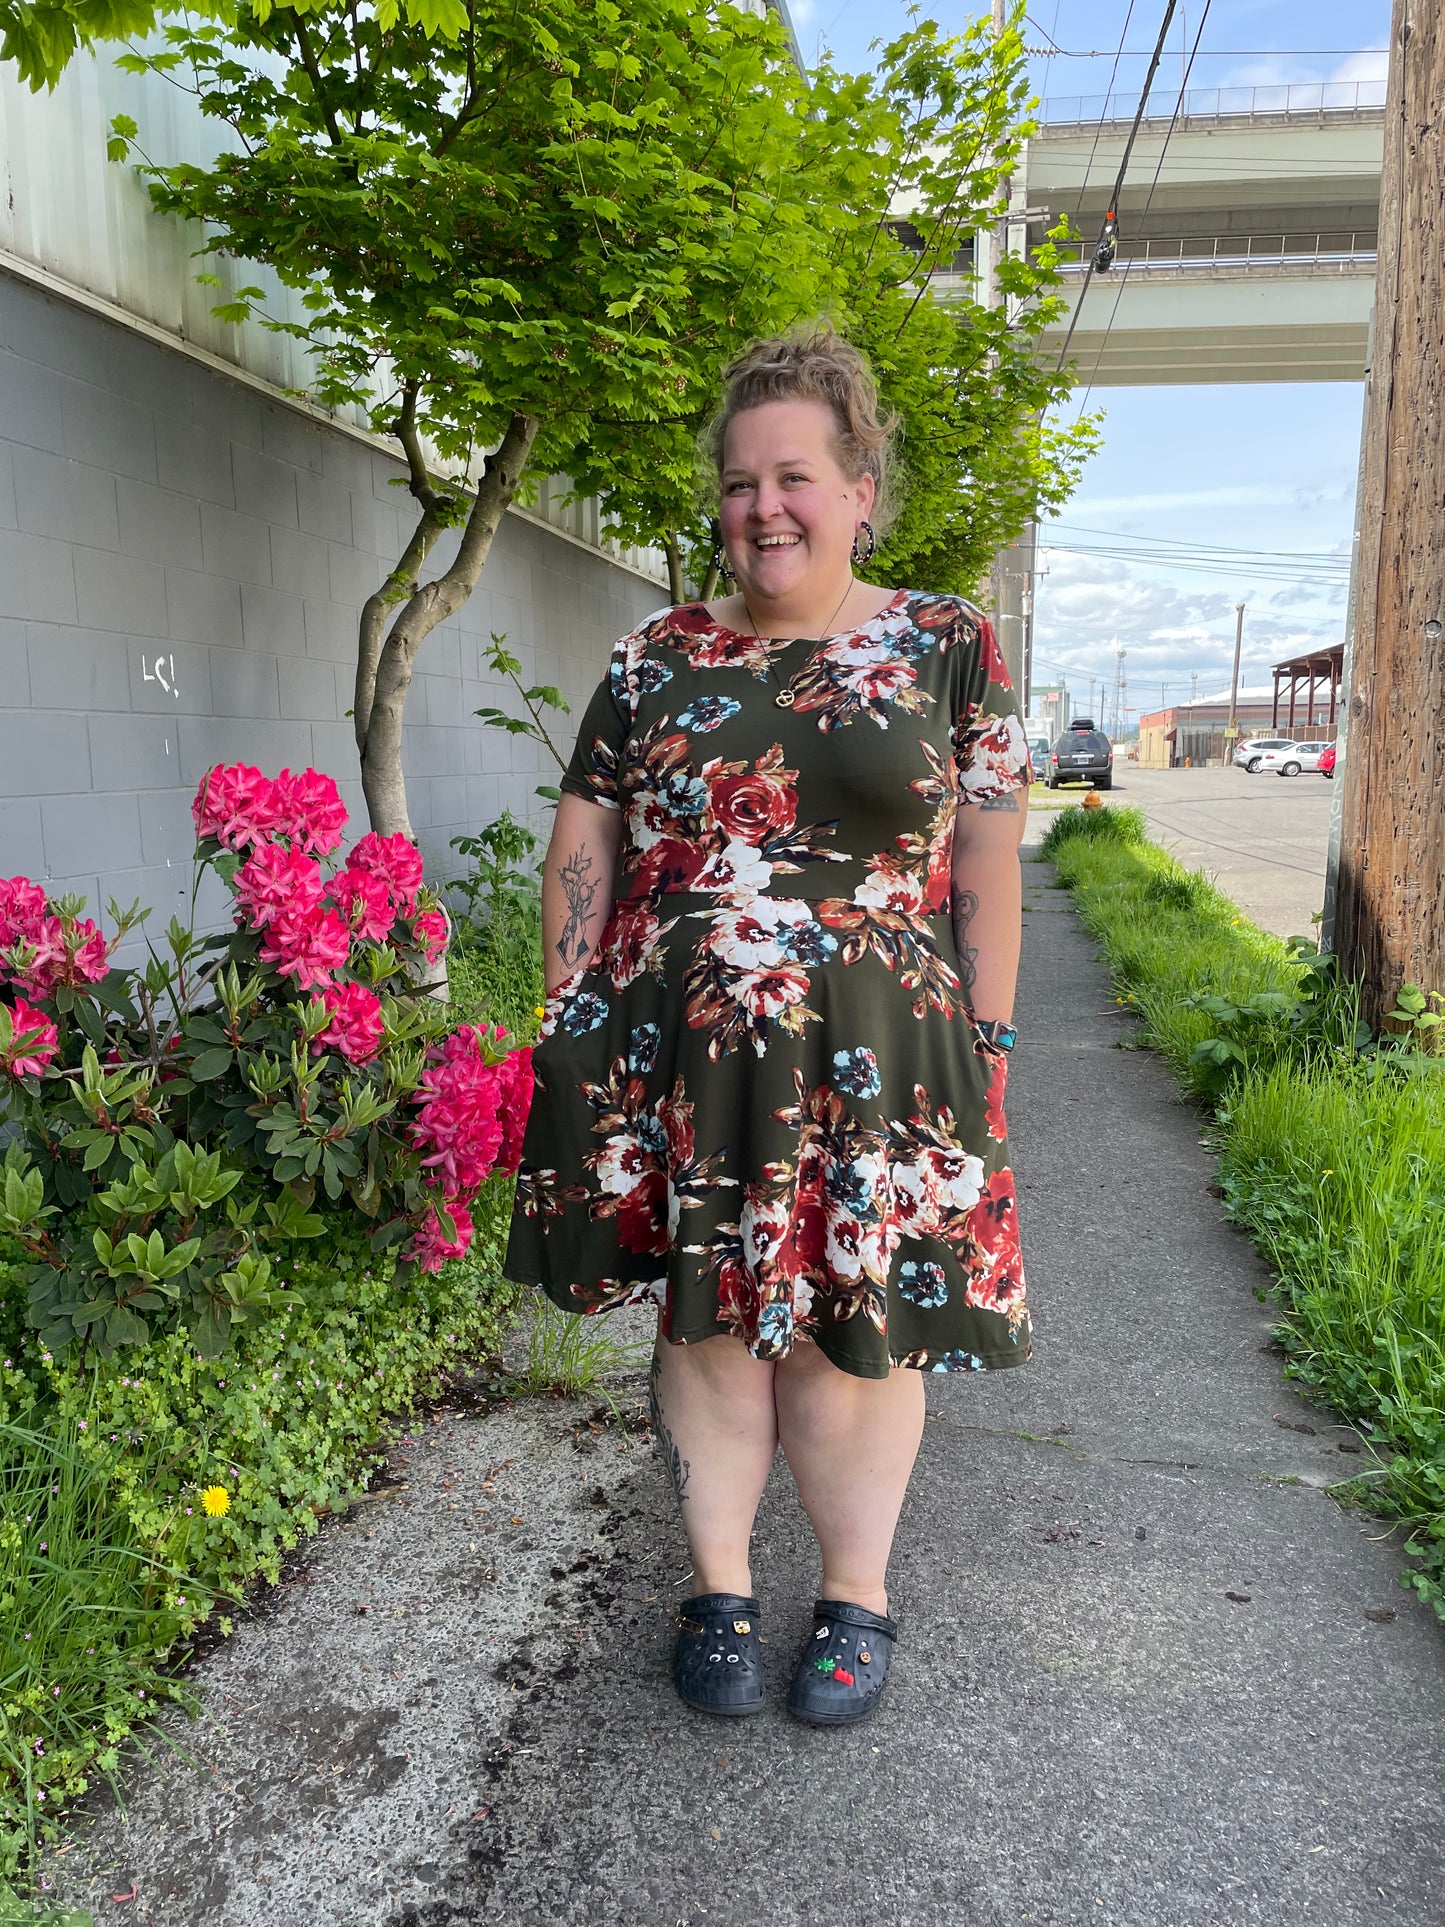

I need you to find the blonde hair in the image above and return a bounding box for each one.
[706,326,899,533]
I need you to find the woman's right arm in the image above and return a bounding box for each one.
[540,792,624,994]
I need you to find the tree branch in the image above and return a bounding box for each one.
[293,17,343,146]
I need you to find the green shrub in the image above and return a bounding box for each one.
[0,1195,521,1882]
[1037,800,1147,859]
[0,765,529,1362]
[0,762,537,1894]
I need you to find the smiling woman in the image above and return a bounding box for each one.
[505,325,1033,1729]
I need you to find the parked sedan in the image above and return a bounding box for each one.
[1319,743,1337,778]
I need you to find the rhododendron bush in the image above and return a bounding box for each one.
[0,765,531,1359]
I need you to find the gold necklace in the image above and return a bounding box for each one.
[739,575,858,710]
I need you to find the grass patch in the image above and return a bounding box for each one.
[1040,815,1445,1618]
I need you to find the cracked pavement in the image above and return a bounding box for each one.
[41,841,1445,1926]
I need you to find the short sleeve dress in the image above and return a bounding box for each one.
[504,590,1034,1381]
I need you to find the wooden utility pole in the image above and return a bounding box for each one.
[1335,0,1445,1024]
[1224,602,1245,759]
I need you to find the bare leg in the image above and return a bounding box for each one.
[773,1342,925,1616]
[649,1331,778,1597]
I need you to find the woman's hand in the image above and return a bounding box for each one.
[541,791,624,994]
[949,784,1029,1024]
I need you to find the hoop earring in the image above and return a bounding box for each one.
[710,542,734,584]
[851,520,877,566]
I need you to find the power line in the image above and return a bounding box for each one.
[1071,0,1215,412]
[1055,0,1182,370]
[1071,0,1139,223]
[1038,543,1348,587]
[1045,520,1352,563]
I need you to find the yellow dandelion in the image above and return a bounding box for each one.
[200,1485,231,1518]
[533,1005,546,1019]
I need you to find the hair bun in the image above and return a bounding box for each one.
[706,325,898,534]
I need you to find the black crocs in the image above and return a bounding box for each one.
[673,1593,766,1717]
[787,1598,898,1726]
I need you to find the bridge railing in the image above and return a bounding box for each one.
[1057,232,1379,273]
[1038,77,1386,127]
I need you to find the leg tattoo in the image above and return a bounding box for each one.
[649,1349,691,1505]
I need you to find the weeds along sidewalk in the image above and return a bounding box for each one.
[1036,803,1445,1621]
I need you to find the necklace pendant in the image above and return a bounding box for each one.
[774,688,796,709]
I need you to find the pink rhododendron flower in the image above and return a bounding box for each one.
[1,997,59,1079]
[258,902,351,990]
[347,832,425,913]
[407,1200,475,1273]
[192,764,277,852]
[409,1025,507,1197]
[234,842,325,929]
[412,908,448,964]
[330,866,395,943]
[310,980,386,1064]
[19,915,110,994]
[0,878,49,953]
[270,769,348,857]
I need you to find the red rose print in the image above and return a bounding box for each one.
[709,770,797,842]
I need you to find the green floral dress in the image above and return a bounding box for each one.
[505,591,1033,1381]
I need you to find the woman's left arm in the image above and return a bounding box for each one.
[949,784,1029,1023]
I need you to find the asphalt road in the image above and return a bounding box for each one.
[1084,763,1336,941]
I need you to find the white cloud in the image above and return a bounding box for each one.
[1030,549,1346,710]
[1333,47,1389,85]
[1064,483,1345,518]
[1215,40,1388,98]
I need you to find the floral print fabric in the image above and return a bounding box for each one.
[504,592,1033,1380]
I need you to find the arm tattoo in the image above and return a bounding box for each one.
[951,884,980,995]
[979,790,1021,813]
[555,845,598,966]
[649,1350,691,1506]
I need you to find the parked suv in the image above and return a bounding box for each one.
[1047,720,1113,790]
[1263,741,1329,776]
[1234,736,1295,772]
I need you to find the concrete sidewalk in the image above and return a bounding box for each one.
[46,845,1445,1926]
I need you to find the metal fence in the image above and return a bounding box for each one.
[1056,232,1379,274]
[1038,78,1386,128]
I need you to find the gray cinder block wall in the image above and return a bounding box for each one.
[0,269,664,938]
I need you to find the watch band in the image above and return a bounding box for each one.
[974,1019,1018,1054]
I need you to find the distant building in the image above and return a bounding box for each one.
[1032,681,1072,738]
[1138,688,1285,768]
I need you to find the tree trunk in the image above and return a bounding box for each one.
[1335,0,1445,1025]
[357,411,541,838]
[663,533,686,605]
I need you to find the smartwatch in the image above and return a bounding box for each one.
[974,1019,1018,1055]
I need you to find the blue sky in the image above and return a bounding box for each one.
[791,0,1390,718]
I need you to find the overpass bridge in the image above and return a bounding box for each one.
[1020,84,1383,388]
[937,86,1385,698]
[924,84,1383,389]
